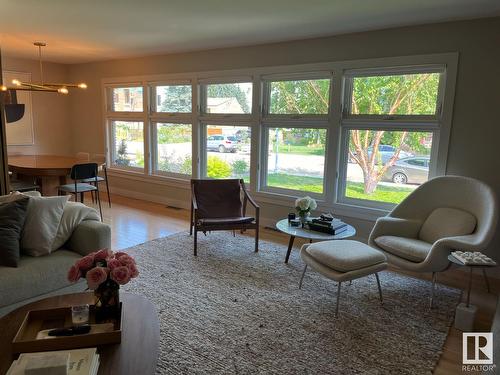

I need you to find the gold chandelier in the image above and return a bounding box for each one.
[0,42,87,94]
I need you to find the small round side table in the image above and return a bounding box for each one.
[447,254,496,307]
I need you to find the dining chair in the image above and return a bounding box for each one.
[8,171,40,193]
[190,178,259,256]
[81,153,111,208]
[58,163,103,220]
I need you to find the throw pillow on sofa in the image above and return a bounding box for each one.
[21,195,69,256]
[0,197,30,267]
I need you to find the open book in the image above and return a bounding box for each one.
[7,348,99,375]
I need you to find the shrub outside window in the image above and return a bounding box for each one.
[205,125,251,182]
[155,123,192,176]
[111,121,144,169]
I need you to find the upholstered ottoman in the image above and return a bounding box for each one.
[299,240,388,316]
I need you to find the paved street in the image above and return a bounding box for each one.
[122,141,419,190]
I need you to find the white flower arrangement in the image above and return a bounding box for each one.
[295,196,317,217]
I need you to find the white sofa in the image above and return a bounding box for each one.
[0,205,111,317]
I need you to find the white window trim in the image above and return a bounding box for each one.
[262,72,333,121]
[151,121,193,179]
[149,81,194,117]
[336,62,456,210]
[101,52,458,221]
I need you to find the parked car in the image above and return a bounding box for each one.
[383,156,430,185]
[350,145,412,164]
[207,135,240,153]
[367,145,413,164]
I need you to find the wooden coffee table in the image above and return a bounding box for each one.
[0,292,159,375]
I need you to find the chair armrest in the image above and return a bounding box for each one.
[242,188,259,209]
[433,234,485,252]
[67,220,111,256]
[368,216,422,245]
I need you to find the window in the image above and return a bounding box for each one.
[204,125,251,181]
[104,55,455,219]
[268,78,331,115]
[344,130,432,205]
[340,67,444,208]
[154,123,192,176]
[349,73,440,116]
[155,85,192,113]
[110,87,143,112]
[264,127,326,194]
[203,82,252,114]
[111,121,144,169]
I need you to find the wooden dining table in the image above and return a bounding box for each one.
[8,155,80,196]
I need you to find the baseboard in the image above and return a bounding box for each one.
[111,187,190,209]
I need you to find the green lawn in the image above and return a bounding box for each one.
[267,173,414,204]
[274,144,325,156]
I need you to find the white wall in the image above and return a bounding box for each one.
[2,57,71,156]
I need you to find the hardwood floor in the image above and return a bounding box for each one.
[86,193,498,374]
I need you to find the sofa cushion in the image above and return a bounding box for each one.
[0,250,81,308]
[21,195,69,256]
[0,198,30,267]
[374,235,432,262]
[419,207,476,244]
[305,240,386,273]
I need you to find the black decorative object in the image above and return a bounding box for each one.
[2,90,25,123]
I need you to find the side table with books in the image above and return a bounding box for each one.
[276,217,356,263]
[448,251,497,331]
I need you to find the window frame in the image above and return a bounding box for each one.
[259,123,330,199]
[149,80,193,118]
[337,64,447,210]
[108,118,147,173]
[262,72,333,121]
[101,53,457,221]
[200,121,254,183]
[151,120,194,179]
[199,77,254,119]
[106,83,145,115]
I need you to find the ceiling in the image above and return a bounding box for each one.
[1,0,499,64]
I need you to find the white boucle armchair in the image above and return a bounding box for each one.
[368,175,498,307]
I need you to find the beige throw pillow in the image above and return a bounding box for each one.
[21,195,69,256]
[419,207,477,244]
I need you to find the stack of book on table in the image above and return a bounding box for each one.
[307,214,348,235]
[7,348,99,375]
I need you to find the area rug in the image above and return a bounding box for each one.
[122,231,460,375]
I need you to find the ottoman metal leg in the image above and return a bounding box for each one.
[335,282,342,317]
[430,272,437,309]
[375,273,383,304]
[299,264,308,289]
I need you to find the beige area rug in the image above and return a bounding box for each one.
[122,231,460,375]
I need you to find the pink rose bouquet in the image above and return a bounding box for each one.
[67,248,139,290]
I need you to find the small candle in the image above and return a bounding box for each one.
[71,304,89,325]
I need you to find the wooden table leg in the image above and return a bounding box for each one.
[285,235,295,263]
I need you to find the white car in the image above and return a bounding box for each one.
[207,135,240,153]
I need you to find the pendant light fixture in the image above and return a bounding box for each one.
[0,42,88,94]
